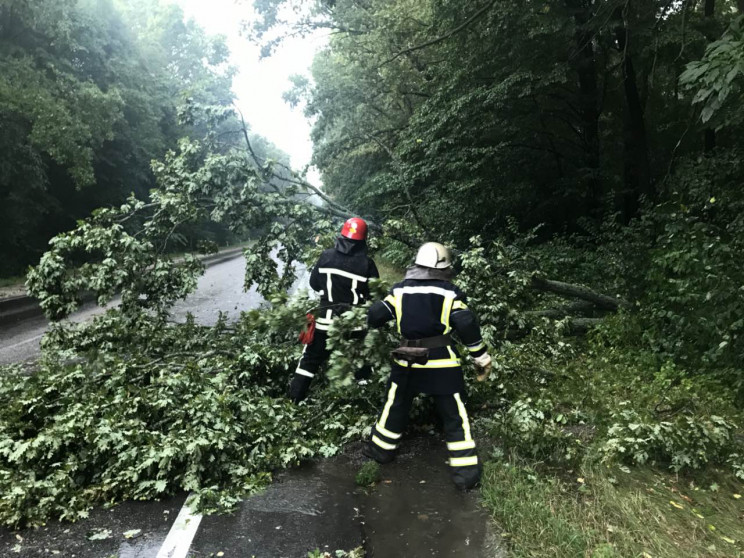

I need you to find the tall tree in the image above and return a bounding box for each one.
[0,0,238,275]
[263,0,742,240]
[613,2,653,219]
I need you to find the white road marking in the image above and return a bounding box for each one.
[156,495,203,558]
[2,333,44,350]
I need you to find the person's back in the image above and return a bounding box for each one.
[370,260,489,396]
[310,235,377,330]
[289,218,378,403]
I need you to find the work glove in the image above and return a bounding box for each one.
[354,365,373,385]
[473,352,492,382]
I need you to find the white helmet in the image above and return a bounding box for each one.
[414,242,451,269]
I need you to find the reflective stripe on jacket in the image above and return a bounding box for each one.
[368,277,488,369]
[309,237,379,325]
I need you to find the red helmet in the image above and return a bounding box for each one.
[340,217,368,240]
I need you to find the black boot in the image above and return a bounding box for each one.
[362,441,395,464]
[452,462,482,490]
[288,374,312,403]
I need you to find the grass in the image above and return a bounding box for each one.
[471,323,744,556]
[355,461,381,486]
[480,456,744,557]
[375,258,405,285]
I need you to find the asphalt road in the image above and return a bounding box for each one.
[0,255,310,365]
[0,437,503,558]
[188,436,503,558]
[168,254,309,325]
[0,301,118,366]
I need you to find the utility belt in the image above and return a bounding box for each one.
[392,334,453,366]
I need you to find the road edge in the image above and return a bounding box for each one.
[0,247,246,328]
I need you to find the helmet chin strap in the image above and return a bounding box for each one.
[404,265,453,281]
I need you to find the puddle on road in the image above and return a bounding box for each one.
[190,434,504,558]
[363,436,502,557]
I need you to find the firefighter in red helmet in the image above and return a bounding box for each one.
[289,217,379,403]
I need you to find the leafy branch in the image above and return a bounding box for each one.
[379,0,497,67]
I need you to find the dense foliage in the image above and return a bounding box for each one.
[0,0,288,276]
[1,0,742,552]
[0,98,390,526]
[0,302,380,526]
[259,0,744,239]
[251,0,744,476]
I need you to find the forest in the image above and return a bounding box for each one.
[0,0,289,277]
[1,0,743,556]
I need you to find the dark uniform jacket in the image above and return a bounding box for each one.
[368,266,488,394]
[310,237,379,330]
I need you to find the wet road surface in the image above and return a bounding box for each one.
[187,436,503,558]
[0,302,117,366]
[0,494,187,558]
[168,255,309,325]
[364,436,500,557]
[0,436,503,558]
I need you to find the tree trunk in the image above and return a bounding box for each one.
[614,6,653,221]
[704,0,716,153]
[524,300,601,319]
[565,0,602,218]
[530,275,630,311]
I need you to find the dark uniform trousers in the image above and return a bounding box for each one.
[369,372,480,490]
[289,329,372,403]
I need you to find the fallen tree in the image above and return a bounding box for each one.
[524,300,599,319]
[521,277,632,335]
[530,276,631,312]
[5,105,743,534]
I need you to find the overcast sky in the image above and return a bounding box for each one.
[169,0,325,175]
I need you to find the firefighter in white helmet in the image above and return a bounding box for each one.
[363,242,492,489]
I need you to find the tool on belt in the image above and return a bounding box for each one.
[391,334,453,366]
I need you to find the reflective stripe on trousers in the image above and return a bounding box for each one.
[370,384,478,471]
